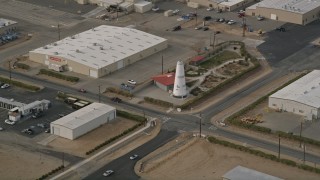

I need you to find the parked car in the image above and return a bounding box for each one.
[111,97,122,103]
[0,127,4,131]
[275,27,286,32]
[257,16,264,21]
[219,18,225,22]
[203,27,209,31]
[78,88,87,93]
[130,154,139,160]
[206,7,213,11]
[103,170,114,177]
[37,123,47,129]
[22,128,33,135]
[127,79,137,85]
[4,119,15,125]
[58,113,65,117]
[195,26,202,30]
[1,84,10,89]
[203,16,212,21]
[45,128,50,133]
[214,31,221,35]
[172,25,181,31]
[172,9,180,15]
[227,20,236,25]
[152,6,160,12]
[32,111,43,119]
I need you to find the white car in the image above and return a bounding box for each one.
[228,20,236,25]
[0,127,4,131]
[130,154,139,160]
[206,7,213,11]
[127,80,137,85]
[257,16,264,21]
[1,84,10,89]
[103,170,114,177]
[173,9,180,15]
[152,6,160,12]
[5,119,15,125]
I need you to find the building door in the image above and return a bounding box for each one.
[89,69,98,78]
[271,14,277,20]
[53,127,60,135]
[117,60,124,70]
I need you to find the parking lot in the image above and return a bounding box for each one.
[0,86,76,137]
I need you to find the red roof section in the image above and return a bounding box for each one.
[152,72,175,86]
[190,56,205,62]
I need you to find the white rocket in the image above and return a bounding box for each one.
[173,61,187,98]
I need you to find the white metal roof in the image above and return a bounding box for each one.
[0,97,25,107]
[215,0,246,6]
[247,0,320,14]
[0,18,17,28]
[51,103,115,130]
[270,70,320,108]
[223,165,283,180]
[30,25,167,69]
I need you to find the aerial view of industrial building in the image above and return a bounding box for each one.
[29,25,167,78]
[246,0,320,25]
[269,70,320,120]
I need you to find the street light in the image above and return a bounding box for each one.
[51,23,61,40]
[192,112,202,138]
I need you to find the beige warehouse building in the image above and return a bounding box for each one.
[246,0,320,25]
[269,70,320,121]
[189,0,254,11]
[29,25,168,78]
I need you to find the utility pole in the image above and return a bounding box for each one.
[199,112,202,138]
[62,152,65,168]
[195,8,198,27]
[303,141,306,164]
[161,55,164,74]
[98,85,101,103]
[299,121,303,147]
[8,60,12,84]
[213,33,216,49]
[278,134,281,159]
[58,23,61,40]
[210,33,212,46]
[242,17,246,37]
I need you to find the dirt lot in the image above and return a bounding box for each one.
[0,143,62,180]
[136,134,320,180]
[48,118,138,157]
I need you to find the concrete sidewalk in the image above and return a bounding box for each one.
[50,119,153,180]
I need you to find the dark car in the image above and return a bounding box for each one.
[22,128,33,135]
[203,16,212,21]
[214,31,221,34]
[203,27,209,31]
[45,128,50,133]
[111,97,122,103]
[276,27,286,32]
[78,88,87,93]
[172,25,181,31]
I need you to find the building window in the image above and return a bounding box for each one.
[272,104,276,106]
[299,110,304,113]
[313,15,315,18]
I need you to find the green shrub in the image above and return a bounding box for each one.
[0,77,40,91]
[105,87,133,97]
[39,69,79,82]
[144,97,174,108]
[15,62,30,70]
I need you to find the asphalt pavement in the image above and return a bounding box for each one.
[84,130,177,180]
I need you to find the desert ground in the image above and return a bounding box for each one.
[0,142,62,180]
[136,133,320,180]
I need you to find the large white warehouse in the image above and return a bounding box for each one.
[29,25,168,78]
[50,103,116,140]
[269,70,320,120]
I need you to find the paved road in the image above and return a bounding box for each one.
[84,130,178,180]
